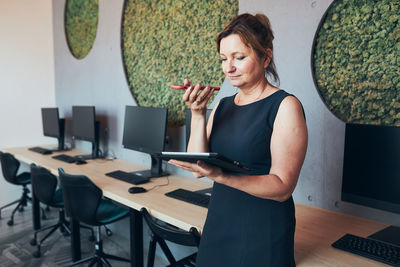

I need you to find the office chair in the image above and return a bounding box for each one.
[58,168,130,267]
[0,151,33,226]
[29,164,95,258]
[140,208,201,267]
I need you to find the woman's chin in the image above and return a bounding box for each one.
[228,79,244,88]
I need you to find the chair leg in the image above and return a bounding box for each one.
[87,258,98,267]
[20,185,30,210]
[32,222,62,258]
[31,222,59,245]
[8,199,25,226]
[90,227,131,266]
[147,236,157,267]
[68,255,96,267]
[100,256,112,267]
[0,199,20,219]
[5,185,32,225]
[61,222,71,235]
[157,237,177,264]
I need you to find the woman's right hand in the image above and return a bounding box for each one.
[182,78,215,115]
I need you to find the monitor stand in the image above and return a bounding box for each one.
[368,225,400,247]
[49,119,68,152]
[131,155,168,179]
[49,136,67,152]
[74,121,100,159]
[74,141,101,160]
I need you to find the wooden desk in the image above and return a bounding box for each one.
[294,204,388,266]
[3,146,210,267]
[2,146,390,266]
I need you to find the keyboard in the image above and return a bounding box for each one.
[29,147,52,155]
[105,170,149,185]
[52,154,76,163]
[332,233,400,266]
[165,188,210,208]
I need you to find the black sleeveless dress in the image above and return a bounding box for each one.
[196,90,296,267]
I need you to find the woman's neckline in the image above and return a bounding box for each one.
[232,89,281,107]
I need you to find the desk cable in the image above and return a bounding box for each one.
[146,176,170,192]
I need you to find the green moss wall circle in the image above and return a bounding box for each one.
[312,0,400,126]
[65,0,99,59]
[121,0,238,126]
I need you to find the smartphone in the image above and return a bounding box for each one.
[171,85,220,90]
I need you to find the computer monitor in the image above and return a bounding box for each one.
[122,105,168,178]
[185,109,213,150]
[72,106,100,159]
[41,107,65,151]
[341,123,400,246]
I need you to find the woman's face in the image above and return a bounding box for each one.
[219,34,268,89]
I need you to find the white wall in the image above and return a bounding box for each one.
[0,0,56,206]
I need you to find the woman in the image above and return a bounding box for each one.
[169,13,307,266]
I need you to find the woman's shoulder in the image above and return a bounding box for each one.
[277,91,306,121]
[271,89,301,106]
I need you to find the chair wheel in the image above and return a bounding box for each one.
[32,250,41,258]
[106,229,112,237]
[7,220,13,226]
[30,239,37,246]
[62,231,70,237]
[89,235,95,242]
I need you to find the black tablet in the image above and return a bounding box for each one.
[158,152,252,174]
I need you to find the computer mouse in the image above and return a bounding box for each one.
[75,159,87,165]
[128,186,147,194]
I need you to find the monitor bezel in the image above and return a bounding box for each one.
[122,105,168,155]
[341,123,400,214]
[72,106,97,143]
[41,107,61,139]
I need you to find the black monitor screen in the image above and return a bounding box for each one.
[341,123,400,214]
[72,106,96,142]
[41,108,60,138]
[122,106,167,154]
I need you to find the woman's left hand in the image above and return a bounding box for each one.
[168,159,224,181]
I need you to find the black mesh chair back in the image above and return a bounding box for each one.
[58,170,102,226]
[0,151,31,226]
[141,208,201,266]
[58,168,130,266]
[30,164,58,206]
[142,208,200,246]
[0,152,21,184]
[29,164,94,258]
